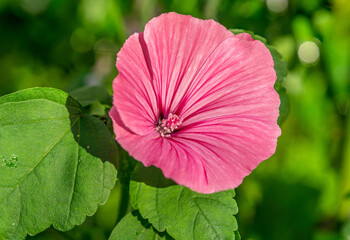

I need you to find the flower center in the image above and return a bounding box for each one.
[156,113,183,137]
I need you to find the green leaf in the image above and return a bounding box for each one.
[109,211,173,240]
[276,86,289,125]
[230,29,268,43]
[230,29,289,125]
[0,87,118,240]
[234,230,241,240]
[129,166,239,240]
[69,85,112,107]
[267,45,288,86]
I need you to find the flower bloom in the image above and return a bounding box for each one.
[110,12,281,193]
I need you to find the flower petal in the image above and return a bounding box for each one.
[143,12,233,116]
[165,34,281,192]
[111,13,281,193]
[171,116,280,193]
[178,35,278,122]
[109,107,160,163]
[114,33,159,135]
[110,107,208,190]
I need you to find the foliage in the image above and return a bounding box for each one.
[109,212,173,240]
[0,87,242,240]
[1,0,349,239]
[129,166,239,240]
[0,88,117,239]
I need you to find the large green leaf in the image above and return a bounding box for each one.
[129,166,239,240]
[109,211,172,240]
[0,88,118,240]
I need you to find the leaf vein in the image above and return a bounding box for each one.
[192,198,220,239]
[155,187,160,228]
[0,115,81,127]
[0,116,80,205]
[175,188,185,215]
[66,117,81,222]
[191,197,234,211]
[192,211,200,240]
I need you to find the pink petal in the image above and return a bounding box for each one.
[167,35,280,192]
[143,12,233,116]
[111,103,256,193]
[109,107,208,189]
[113,33,159,135]
[235,32,254,41]
[178,36,278,121]
[109,107,160,164]
[111,13,281,193]
[172,117,280,193]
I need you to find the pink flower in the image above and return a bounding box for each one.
[109,12,281,193]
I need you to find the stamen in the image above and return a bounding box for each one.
[156,113,183,137]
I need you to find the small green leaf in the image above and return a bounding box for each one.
[230,29,267,44]
[109,211,173,240]
[69,85,112,107]
[276,86,289,125]
[267,45,288,86]
[0,87,118,240]
[234,230,241,240]
[129,167,238,240]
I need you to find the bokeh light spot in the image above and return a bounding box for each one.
[21,0,49,15]
[266,0,288,13]
[298,41,320,65]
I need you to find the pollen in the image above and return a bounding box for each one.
[156,113,183,137]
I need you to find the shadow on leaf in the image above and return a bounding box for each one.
[131,163,176,188]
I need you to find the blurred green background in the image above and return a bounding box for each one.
[1,0,350,239]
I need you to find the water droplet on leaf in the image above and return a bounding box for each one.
[0,155,19,168]
[0,156,5,167]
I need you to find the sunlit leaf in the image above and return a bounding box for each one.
[129,165,239,240]
[109,211,173,240]
[0,88,118,239]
